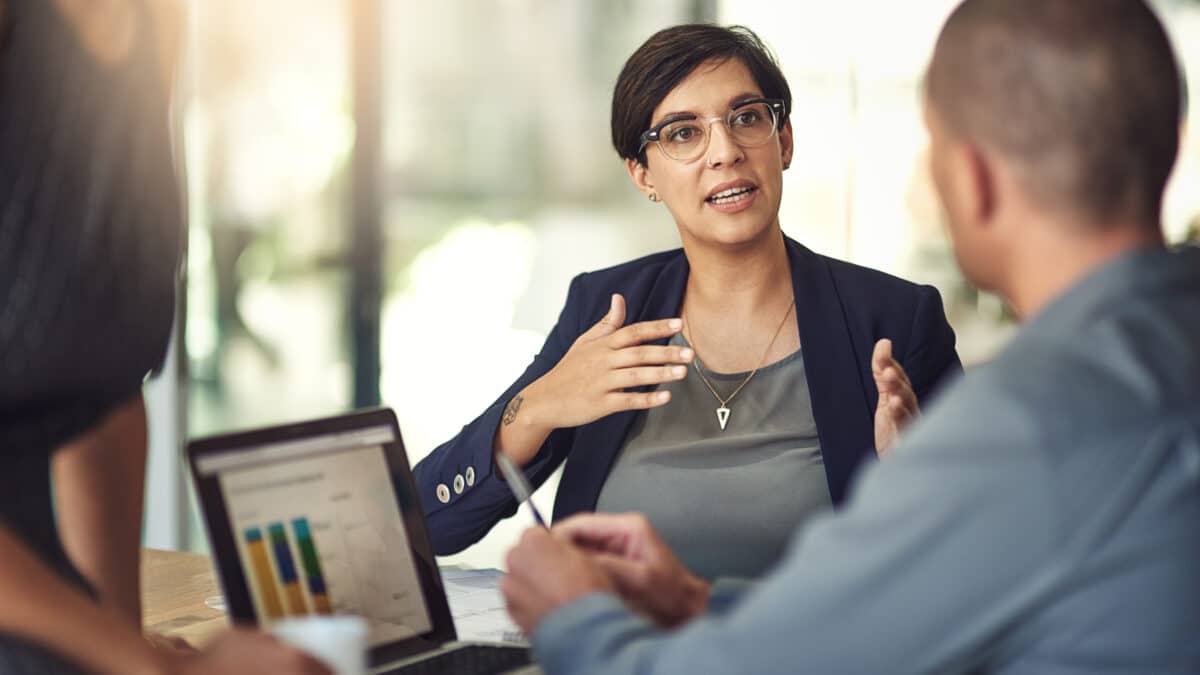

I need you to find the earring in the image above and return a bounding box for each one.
[648,193,660,203]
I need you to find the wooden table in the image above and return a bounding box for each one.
[141,548,227,645]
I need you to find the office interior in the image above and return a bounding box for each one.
[139,0,1200,570]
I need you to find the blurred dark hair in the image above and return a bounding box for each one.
[927,0,1182,226]
[611,24,791,166]
[0,3,11,52]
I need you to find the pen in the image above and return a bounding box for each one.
[494,451,547,527]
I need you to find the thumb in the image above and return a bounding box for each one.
[872,338,893,376]
[581,294,626,342]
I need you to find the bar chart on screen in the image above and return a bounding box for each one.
[218,443,434,643]
[239,518,334,618]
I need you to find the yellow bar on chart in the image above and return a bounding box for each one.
[244,527,285,619]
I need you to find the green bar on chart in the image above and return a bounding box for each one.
[292,518,333,614]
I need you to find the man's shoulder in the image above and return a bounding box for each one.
[931,311,1200,456]
[1006,290,1200,418]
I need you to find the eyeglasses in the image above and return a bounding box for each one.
[638,98,786,163]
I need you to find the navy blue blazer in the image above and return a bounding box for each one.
[414,236,962,555]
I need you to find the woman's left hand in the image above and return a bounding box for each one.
[872,339,919,456]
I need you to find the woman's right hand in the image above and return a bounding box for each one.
[497,294,694,465]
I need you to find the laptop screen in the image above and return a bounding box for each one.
[190,409,458,663]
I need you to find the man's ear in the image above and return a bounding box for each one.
[957,142,997,228]
[780,119,794,170]
[626,158,657,199]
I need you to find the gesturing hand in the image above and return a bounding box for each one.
[540,293,696,427]
[872,338,919,456]
[503,295,695,465]
[552,513,709,628]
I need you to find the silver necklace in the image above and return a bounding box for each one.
[683,299,795,430]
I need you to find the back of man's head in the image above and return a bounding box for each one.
[927,0,1182,228]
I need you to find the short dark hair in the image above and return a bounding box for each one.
[611,24,792,166]
[927,0,1183,225]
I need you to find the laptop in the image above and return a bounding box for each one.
[188,408,538,675]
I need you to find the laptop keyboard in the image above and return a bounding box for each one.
[383,645,532,675]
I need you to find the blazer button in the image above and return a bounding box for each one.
[436,484,451,503]
[465,466,475,486]
[453,474,465,494]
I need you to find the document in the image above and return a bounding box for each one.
[441,568,524,643]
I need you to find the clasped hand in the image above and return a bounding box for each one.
[501,514,710,636]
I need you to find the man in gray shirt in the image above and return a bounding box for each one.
[498,0,1200,673]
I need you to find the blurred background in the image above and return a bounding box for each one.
[143,0,1200,568]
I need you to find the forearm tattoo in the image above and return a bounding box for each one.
[502,396,524,426]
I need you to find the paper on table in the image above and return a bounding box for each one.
[440,568,524,644]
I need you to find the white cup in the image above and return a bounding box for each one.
[271,615,369,675]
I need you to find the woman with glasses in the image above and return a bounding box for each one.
[414,24,961,580]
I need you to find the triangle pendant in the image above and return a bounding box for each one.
[716,406,731,430]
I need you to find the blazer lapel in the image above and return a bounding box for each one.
[556,240,875,518]
[552,254,690,519]
[787,238,875,504]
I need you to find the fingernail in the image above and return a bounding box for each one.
[680,348,694,360]
[669,319,682,330]
[657,390,671,402]
[672,366,686,377]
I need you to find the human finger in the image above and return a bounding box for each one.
[590,551,649,591]
[874,349,914,390]
[608,318,683,349]
[506,528,556,576]
[607,365,688,390]
[877,365,918,411]
[871,339,893,375]
[874,366,901,394]
[552,512,655,554]
[876,361,915,395]
[499,573,542,635]
[607,345,694,369]
[606,390,672,414]
[891,388,919,419]
[552,513,635,545]
[578,294,627,343]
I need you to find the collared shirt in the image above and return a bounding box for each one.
[532,246,1200,675]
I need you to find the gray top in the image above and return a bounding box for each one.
[595,334,832,580]
[533,246,1200,675]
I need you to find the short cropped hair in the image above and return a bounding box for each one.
[611,24,792,165]
[927,0,1183,225]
